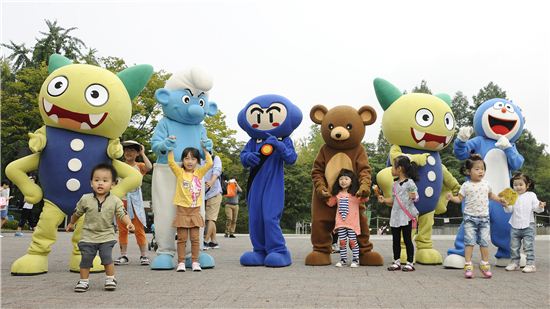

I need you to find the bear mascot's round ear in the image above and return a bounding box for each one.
[358,105,377,126]
[310,105,328,124]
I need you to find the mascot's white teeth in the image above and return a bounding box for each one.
[43,99,53,113]
[89,113,105,126]
[49,114,59,123]
[413,128,425,141]
[445,136,452,145]
[80,122,92,130]
[418,140,426,148]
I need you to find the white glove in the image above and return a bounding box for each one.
[495,135,512,149]
[457,127,473,142]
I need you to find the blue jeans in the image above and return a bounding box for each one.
[510,223,536,265]
[463,214,490,247]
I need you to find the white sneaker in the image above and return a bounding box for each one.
[176,262,186,272]
[350,261,359,268]
[192,262,202,272]
[522,265,536,273]
[505,263,520,271]
[335,260,345,267]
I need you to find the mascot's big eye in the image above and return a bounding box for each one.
[505,103,515,113]
[492,101,505,110]
[346,124,353,130]
[47,76,69,97]
[444,112,455,130]
[415,109,434,127]
[85,84,109,107]
[182,96,191,104]
[199,99,205,107]
[328,124,334,130]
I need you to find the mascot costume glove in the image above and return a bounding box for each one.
[495,135,512,149]
[6,54,152,275]
[457,126,474,142]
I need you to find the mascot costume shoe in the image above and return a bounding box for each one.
[305,104,383,266]
[238,94,302,267]
[6,54,153,275]
[373,78,460,265]
[150,68,218,270]
[444,98,525,268]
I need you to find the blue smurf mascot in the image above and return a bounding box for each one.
[238,94,303,267]
[150,68,218,270]
[444,98,525,268]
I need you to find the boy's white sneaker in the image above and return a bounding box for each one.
[522,265,536,273]
[505,263,520,271]
[350,261,359,268]
[176,262,186,272]
[192,262,202,272]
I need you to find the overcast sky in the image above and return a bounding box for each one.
[2,0,549,147]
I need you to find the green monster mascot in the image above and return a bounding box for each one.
[6,54,153,275]
[374,78,460,264]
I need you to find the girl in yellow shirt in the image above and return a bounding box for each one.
[167,139,213,272]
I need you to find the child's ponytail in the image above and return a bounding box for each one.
[394,155,419,181]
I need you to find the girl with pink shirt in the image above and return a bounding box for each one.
[327,169,366,268]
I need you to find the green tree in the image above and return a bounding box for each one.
[32,19,86,64]
[412,79,432,94]
[1,41,32,71]
[451,91,473,129]
[80,48,99,65]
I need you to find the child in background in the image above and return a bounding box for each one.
[67,164,135,292]
[224,176,243,238]
[504,172,546,273]
[167,136,213,272]
[327,169,365,268]
[378,155,419,272]
[447,154,507,279]
[114,140,152,266]
[15,176,37,236]
[0,180,13,237]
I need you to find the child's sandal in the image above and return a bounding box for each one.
[402,263,415,272]
[387,262,401,271]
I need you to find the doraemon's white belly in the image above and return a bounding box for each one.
[484,148,509,193]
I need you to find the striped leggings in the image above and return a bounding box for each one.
[338,227,359,263]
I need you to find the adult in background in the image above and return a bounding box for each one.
[203,152,223,249]
[15,177,38,237]
[224,176,243,238]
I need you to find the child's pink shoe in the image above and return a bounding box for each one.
[480,263,492,279]
[464,263,474,279]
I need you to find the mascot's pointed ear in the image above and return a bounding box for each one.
[154,89,171,106]
[207,102,218,116]
[358,106,377,126]
[373,78,402,111]
[48,54,73,73]
[435,93,452,106]
[310,105,328,124]
[117,64,154,100]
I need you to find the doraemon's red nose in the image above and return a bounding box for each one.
[501,108,507,113]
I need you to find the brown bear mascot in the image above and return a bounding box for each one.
[305,105,384,266]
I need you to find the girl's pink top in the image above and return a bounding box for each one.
[327,192,366,235]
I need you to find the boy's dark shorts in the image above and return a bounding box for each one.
[78,240,117,268]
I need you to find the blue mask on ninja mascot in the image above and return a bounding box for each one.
[445,98,525,268]
[152,88,218,163]
[237,94,302,268]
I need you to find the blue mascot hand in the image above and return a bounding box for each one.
[243,152,261,167]
[265,135,286,152]
[161,137,176,152]
[202,139,213,152]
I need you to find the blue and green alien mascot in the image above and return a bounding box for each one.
[150,68,218,270]
[374,78,460,265]
[6,54,153,275]
[237,94,303,267]
[444,98,525,268]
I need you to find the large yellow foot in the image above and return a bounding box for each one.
[69,255,105,273]
[415,248,443,265]
[11,254,48,276]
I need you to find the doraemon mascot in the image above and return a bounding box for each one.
[237,94,302,267]
[150,68,218,270]
[374,78,461,265]
[444,98,525,268]
[6,54,153,275]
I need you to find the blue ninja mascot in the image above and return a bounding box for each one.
[444,98,525,268]
[6,54,153,275]
[237,94,303,267]
[150,68,217,270]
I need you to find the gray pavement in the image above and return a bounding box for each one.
[1,232,549,308]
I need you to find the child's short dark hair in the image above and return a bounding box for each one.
[331,169,360,196]
[394,155,419,181]
[511,172,535,191]
[460,154,486,176]
[123,144,141,152]
[1,179,10,186]
[181,147,201,164]
[90,163,118,181]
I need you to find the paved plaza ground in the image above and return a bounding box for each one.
[1,232,549,308]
